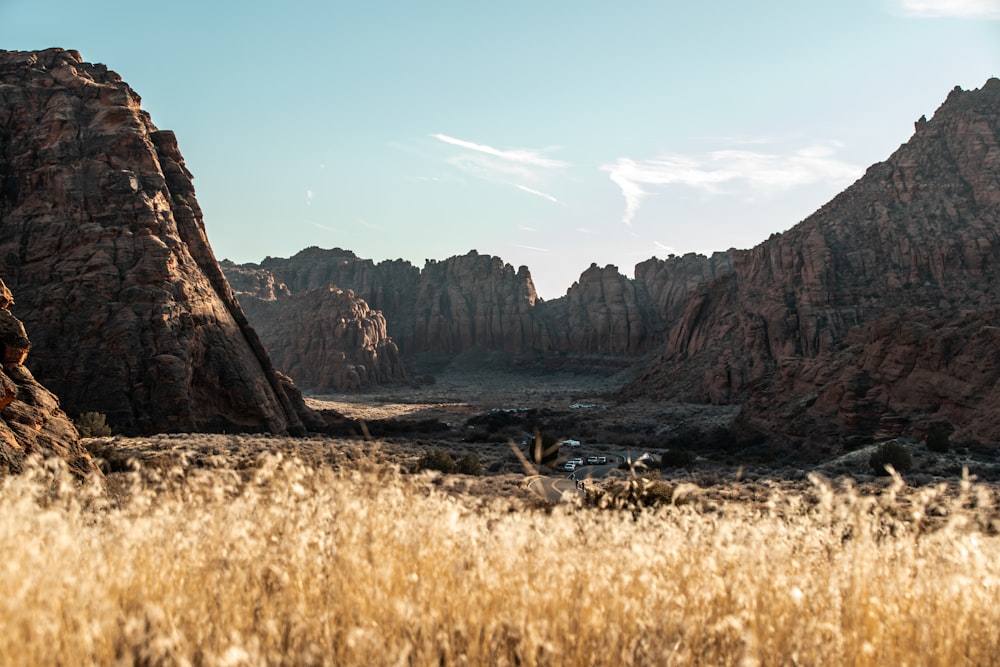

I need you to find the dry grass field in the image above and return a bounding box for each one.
[3,431,1000,666]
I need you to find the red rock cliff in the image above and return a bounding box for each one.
[625,78,1000,449]
[0,48,315,435]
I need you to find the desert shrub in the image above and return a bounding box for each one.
[527,431,560,466]
[456,453,482,476]
[926,425,951,453]
[660,448,695,468]
[417,450,457,474]
[75,411,111,438]
[83,439,131,474]
[869,440,913,476]
[595,478,675,509]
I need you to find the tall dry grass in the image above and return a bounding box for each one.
[2,451,1000,666]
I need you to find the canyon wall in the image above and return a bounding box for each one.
[227,249,733,363]
[625,78,1000,449]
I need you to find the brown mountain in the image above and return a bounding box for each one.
[225,269,408,392]
[624,78,1000,450]
[0,48,319,435]
[0,279,97,476]
[226,248,732,364]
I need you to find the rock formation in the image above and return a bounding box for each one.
[227,248,733,361]
[625,78,1000,450]
[231,278,408,392]
[0,279,97,477]
[0,48,318,435]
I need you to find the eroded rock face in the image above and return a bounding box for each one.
[235,283,408,392]
[0,48,315,435]
[625,78,1000,450]
[230,248,732,360]
[0,279,97,477]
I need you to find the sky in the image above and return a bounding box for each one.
[1,1,998,298]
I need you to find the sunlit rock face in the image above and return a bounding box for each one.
[624,78,1000,451]
[0,48,315,435]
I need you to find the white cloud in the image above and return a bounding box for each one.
[895,0,1000,17]
[654,241,677,254]
[512,244,550,253]
[306,189,314,206]
[433,133,570,168]
[601,142,864,225]
[516,184,559,202]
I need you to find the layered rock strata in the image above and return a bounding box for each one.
[626,78,1000,449]
[0,48,316,435]
[0,279,97,476]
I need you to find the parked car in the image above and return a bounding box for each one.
[597,456,607,464]
[564,439,582,447]
[563,462,577,471]
[586,456,599,465]
[569,458,584,466]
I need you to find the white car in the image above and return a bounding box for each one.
[586,456,599,465]
[563,462,577,471]
[569,458,584,466]
[564,439,582,447]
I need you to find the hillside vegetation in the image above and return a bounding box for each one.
[2,440,999,666]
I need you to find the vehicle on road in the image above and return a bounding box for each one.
[563,462,577,471]
[564,439,582,447]
[598,456,607,464]
[569,458,584,466]
[586,456,599,465]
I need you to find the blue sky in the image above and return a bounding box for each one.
[2,1,998,297]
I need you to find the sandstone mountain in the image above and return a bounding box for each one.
[0,279,97,476]
[0,48,320,435]
[625,78,1000,450]
[224,267,408,392]
[226,248,733,364]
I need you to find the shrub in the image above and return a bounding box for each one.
[456,454,482,476]
[660,448,694,468]
[869,441,913,476]
[417,450,457,474]
[83,439,131,474]
[527,431,560,467]
[76,411,111,438]
[926,425,951,453]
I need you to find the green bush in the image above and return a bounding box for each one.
[869,441,913,476]
[456,454,482,476]
[75,411,111,438]
[417,450,457,474]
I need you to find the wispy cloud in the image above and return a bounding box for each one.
[894,0,1000,17]
[516,184,559,202]
[654,241,677,254]
[512,244,550,253]
[433,134,570,168]
[433,133,570,203]
[601,142,864,225]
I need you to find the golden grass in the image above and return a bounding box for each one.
[2,449,1000,666]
